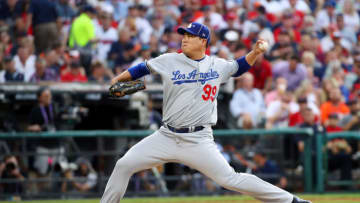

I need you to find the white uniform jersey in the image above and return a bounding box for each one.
[147,53,239,128]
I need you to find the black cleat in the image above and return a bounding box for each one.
[292,196,312,203]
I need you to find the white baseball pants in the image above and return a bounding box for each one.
[100,127,293,203]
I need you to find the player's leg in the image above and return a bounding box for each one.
[100,131,176,203]
[178,141,295,203]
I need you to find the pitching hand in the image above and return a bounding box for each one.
[254,39,269,54]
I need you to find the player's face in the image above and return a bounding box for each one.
[181,33,206,55]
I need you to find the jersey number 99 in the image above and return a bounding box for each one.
[202,84,217,102]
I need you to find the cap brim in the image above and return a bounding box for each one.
[177,27,197,36]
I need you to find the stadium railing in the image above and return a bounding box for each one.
[0,128,314,200]
[315,131,360,193]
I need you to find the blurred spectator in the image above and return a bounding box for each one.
[230,73,266,129]
[320,88,350,126]
[55,0,76,44]
[315,0,336,35]
[326,137,353,181]
[266,91,299,129]
[325,113,353,182]
[301,51,321,88]
[0,0,24,36]
[27,87,67,180]
[28,0,60,54]
[299,34,324,65]
[108,0,129,22]
[289,97,319,127]
[326,113,343,132]
[294,80,321,114]
[250,150,288,189]
[0,155,25,196]
[0,55,24,82]
[344,52,360,89]
[28,87,57,132]
[69,5,96,49]
[113,43,136,74]
[335,14,357,44]
[265,77,287,106]
[340,98,360,131]
[13,45,35,82]
[108,28,134,69]
[130,45,152,67]
[341,0,360,32]
[88,61,113,83]
[350,56,360,91]
[283,0,311,15]
[68,5,97,69]
[44,49,61,78]
[248,54,272,92]
[146,0,180,28]
[295,108,318,155]
[95,9,118,63]
[129,170,157,193]
[0,30,14,56]
[29,57,57,83]
[273,55,307,91]
[118,5,152,44]
[273,10,301,44]
[330,68,350,102]
[195,5,227,31]
[62,157,97,193]
[267,30,298,61]
[60,59,88,83]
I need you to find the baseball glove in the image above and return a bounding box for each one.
[109,80,146,97]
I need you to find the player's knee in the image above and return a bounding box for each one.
[115,158,134,174]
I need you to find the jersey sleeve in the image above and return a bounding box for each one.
[146,53,174,75]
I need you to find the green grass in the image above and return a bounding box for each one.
[1,194,360,203]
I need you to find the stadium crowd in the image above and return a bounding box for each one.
[1,0,360,200]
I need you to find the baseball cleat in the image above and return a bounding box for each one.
[292,196,312,203]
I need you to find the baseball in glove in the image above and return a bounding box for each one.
[109,80,146,98]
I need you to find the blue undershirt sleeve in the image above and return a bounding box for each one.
[128,62,151,80]
[232,56,251,77]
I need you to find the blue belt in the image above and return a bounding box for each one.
[165,124,204,133]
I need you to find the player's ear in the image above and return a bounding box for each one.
[202,38,207,47]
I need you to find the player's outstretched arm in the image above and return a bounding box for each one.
[245,39,268,66]
[110,62,151,85]
[232,40,268,78]
[110,70,132,85]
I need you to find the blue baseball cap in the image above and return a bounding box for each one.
[177,22,211,45]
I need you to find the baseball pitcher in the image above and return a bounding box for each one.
[102,22,311,203]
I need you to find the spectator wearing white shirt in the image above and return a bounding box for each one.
[259,0,288,17]
[230,73,266,129]
[195,5,228,31]
[95,9,118,63]
[315,0,337,33]
[118,5,153,44]
[266,92,299,129]
[282,0,311,14]
[0,55,24,83]
[341,0,360,32]
[13,46,36,82]
[335,14,357,44]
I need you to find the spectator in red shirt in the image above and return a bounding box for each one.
[248,54,272,92]
[273,11,301,44]
[60,60,87,83]
[326,113,343,132]
[289,97,308,126]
